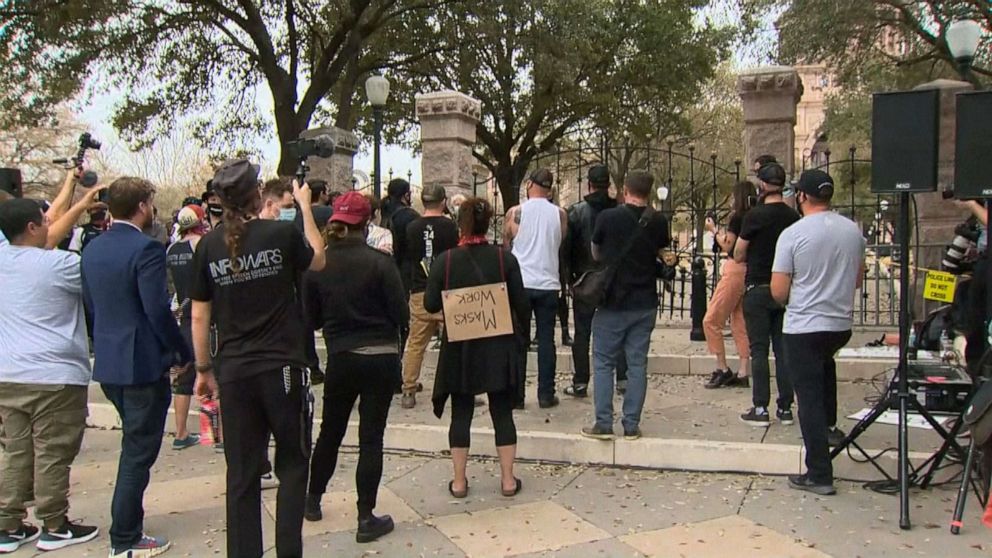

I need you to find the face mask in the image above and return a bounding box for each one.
[90,210,107,222]
[278,207,298,222]
[207,204,223,217]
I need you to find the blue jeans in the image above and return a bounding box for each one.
[101,377,171,551]
[592,307,655,432]
[519,289,559,402]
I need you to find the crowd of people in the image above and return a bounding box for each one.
[0,152,867,557]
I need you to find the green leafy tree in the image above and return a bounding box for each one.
[0,0,451,176]
[404,0,732,209]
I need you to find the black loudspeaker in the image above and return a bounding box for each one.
[0,168,22,198]
[871,90,939,193]
[954,91,992,199]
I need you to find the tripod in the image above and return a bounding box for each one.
[829,192,952,529]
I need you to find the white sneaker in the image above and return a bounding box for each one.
[260,473,280,490]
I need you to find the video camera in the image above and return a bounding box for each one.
[53,132,102,191]
[287,134,335,184]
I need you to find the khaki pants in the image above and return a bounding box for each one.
[702,259,750,362]
[402,292,444,394]
[0,383,88,530]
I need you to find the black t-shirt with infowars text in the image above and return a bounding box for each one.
[189,219,314,383]
[738,202,800,285]
[166,239,196,328]
[406,216,459,294]
[592,204,670,311]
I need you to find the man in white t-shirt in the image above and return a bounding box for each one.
[504,169,567,408]
[0,196,104,552]
[771,170,865,496]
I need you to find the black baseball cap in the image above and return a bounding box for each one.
[529,168,553,188]
[387,178,411,198]
[756,162,786,187]
[212,159,261,204]
[588,164,610,186]
[794,169,835,200]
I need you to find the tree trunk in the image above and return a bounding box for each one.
[493,157,533,211]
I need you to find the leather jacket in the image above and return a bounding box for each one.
[564,190,618,283]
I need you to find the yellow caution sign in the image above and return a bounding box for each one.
[923,270,957,303]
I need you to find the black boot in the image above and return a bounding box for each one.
[356,514,394,543]
[304,494,322,522]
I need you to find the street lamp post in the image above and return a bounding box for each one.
[946,19,983,85]
[365,75,391,199]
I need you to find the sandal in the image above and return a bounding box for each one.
[501,477,522,497]
[448,480,468,499]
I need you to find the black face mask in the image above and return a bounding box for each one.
[207,204,223,217]
[90,210,107,222]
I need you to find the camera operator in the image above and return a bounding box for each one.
[771,170,865,496]
[0,187,106,553]
[951,199,989,369]
[733,161,799,427]
[258,178,297,221]
[63,203,109,253]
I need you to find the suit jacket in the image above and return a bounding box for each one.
[82,222,191,385]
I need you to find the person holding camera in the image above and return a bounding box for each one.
[580,171,670,441]
[82,177,192,557]
[189,159,325,558]
[0,187,107,554]
[701,180,754,389]
[771,170,865,495]
[733,162,799,427]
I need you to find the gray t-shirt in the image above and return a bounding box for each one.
[772,211,865,334]
[0,245,92,385]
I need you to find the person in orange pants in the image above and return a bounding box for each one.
[703,181,754,389]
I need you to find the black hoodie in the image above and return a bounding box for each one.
[564,189,618,282]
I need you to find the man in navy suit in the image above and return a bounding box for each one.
[82,177,190,558]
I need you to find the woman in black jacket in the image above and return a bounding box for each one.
[424,197,529,498]
[302,192,409,543]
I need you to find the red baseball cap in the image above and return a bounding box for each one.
[330,191,371,225]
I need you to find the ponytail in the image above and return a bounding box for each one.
[457,197,493,237]
[223,207,248,273]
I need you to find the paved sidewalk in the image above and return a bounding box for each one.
[32,429,992,557]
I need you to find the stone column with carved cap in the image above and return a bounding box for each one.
[737,66,804,178]
[415,91,483,200]
[298,127,360,192]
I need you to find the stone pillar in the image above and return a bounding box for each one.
[910,80,975,314]
[737,66,804,178]
[299,127,359,192]
[415,91,483,199]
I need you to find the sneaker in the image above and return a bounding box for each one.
[260,473,279,490]
[776,408,795,426]
[704,369,734,389]
[788,474,836,496]
[214,442,225,454]
[740,407,770,427]
[580,425,615,440]
[0,523,40,554]
[538,396,560,409]
[110,534,171,557]
[400,393,416,409]
[171,434,200,450]
[623,427,642,440]
[725,375,750,388]
[827,427,846,447]
[304,494,322,522]
[564,384,588,398]
[36,520,99,551]
[616,380,627,396]
[562,335,573,347]
[311,369,325,385]
[356,514,394,543]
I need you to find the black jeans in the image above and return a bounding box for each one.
[519,289,559,402]
[449,391,517,448]
[784,330,852,484]
[101,377,171,551]
[743,285,793,410]
[220,368,311,558]
[571,297,627,386]
[558,290,570,335]
[309,352,395,518]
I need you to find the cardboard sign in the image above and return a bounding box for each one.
[923,270,957,303]
[441,282,514,342]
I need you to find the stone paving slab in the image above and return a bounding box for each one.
[37,430,992,557]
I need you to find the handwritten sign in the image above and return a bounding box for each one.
[441,282,513,342]
[923,270,957,303]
